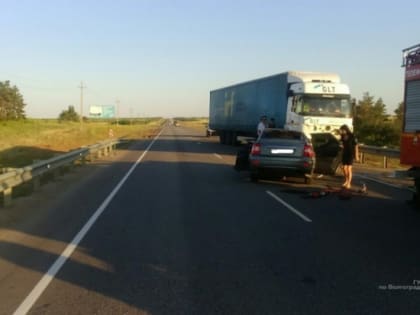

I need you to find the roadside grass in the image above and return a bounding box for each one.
[359,153,404,170]
[0,118,163,169]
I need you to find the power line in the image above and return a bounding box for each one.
[78,81,87,125]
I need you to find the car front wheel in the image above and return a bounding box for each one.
[250,173,259,183]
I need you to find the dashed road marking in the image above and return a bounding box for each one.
[266,190,312,223]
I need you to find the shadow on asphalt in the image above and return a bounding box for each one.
[162,133,208,138]
[0,136,420,314]
[121,137,240,157]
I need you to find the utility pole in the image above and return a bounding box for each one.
[78,81,86,126]
[116,98,120,125]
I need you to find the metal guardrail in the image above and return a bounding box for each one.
[0,139,119,207]
[358,145,400,168]
[0,140,404,206]
[359,145,400,168]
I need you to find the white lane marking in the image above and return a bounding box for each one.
[13,128,165,315]
[213,153,223,160]
[354,174,410,191]
[266,190,312,223]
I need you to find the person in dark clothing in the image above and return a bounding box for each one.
[339,124,359,189]
[268,118,276,128]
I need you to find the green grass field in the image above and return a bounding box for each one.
[0,118,163,169]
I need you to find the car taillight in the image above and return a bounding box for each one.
[303,144,315,158]
[251,143,261,156]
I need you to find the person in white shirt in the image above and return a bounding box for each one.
[257,116,267,137]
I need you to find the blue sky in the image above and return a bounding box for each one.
[1,0,419,118]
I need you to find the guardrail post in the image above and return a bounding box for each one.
[3,188,12,207]
[383,156,388,168]
[87,152,94,162]
[360,152,365,164]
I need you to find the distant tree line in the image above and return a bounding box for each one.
[0,80,405,147]
[353,92,403,147]
[0,81,26,120]
[59,105,80,122]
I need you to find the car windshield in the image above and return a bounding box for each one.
[292,95,352,118]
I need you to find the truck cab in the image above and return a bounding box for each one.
[400,44,420,207]
[401,44,420,166]
[284,72,353,138]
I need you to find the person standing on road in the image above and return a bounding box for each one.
[339,124,359,189]
[257,116,267,137]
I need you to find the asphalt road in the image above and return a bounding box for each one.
[0,124,419,315]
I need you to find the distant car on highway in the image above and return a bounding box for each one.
[248,129,315,183]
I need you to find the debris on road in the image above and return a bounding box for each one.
[281,183,368,200]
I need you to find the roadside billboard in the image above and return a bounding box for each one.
[89,105,115,118]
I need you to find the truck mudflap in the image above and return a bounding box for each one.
[311,133,342,175]
[395,167,420,208]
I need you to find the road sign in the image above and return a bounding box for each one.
[89,105,115,118]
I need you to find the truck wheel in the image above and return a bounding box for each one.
[250,173,259,183]
[219,131,226,144]
[231,132,237,146]
[415,177,420,209]
[225,131,232,145]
